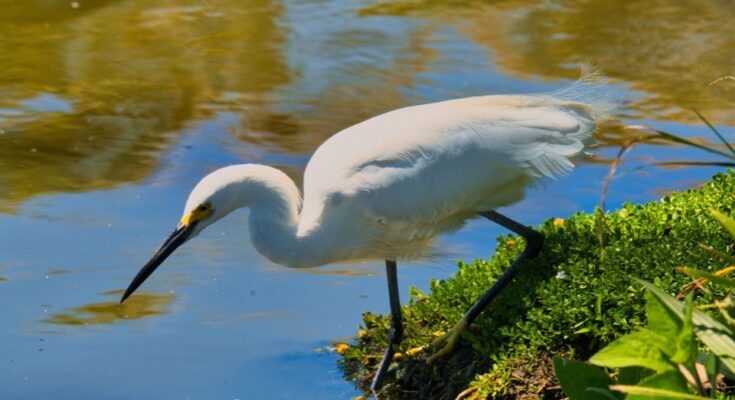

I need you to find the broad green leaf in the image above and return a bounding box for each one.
[609,385,709,399]
[617,367,653,386]
[671,295,696,366]
[646,289,681,350]
[589,330,674,372]
[638,280,735,376]
[587,387,622,400]
[627,370,689,400]
[709,209,735,238]
[553,358,620,400]
[679,267,735,289]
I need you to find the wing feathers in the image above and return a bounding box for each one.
[299,94,602,236]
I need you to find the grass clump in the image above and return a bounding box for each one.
[341,171,735,399]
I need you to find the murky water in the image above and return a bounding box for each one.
[1,1,733,399]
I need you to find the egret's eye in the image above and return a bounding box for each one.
[198,203,211,212]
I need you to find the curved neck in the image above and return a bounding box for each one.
[225,165,326,268]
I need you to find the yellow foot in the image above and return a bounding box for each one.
[427,318,467,364]
[397,345,429,359]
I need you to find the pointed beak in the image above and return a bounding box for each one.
[120,222,197,303]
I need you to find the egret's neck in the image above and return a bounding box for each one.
[226,165,324,268]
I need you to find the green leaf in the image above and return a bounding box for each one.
[617,367,654,386]
[679,267,735,289]
[627,370,689,400]
[587,387,622,400]
[638,280,735,376]
[693,109,735,157]
[589,330,674,372]
[653,161,735,168]
[655,130,735,161]
[574,327,592,334]
[698,243,735,264]
[553,358,620,400]
[705,354,719,399]
[646,289,681,350]
[610,385,709,399]
[651,160,735,167]
[709,209,735,238]
[671,295,696,366]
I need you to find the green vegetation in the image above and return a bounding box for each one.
[554,209,735,400]
[555,283,733,400]
[341,171,735,399]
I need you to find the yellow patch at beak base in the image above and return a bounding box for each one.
[180,205,213,226]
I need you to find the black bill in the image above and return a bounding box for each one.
[120,222,196,303]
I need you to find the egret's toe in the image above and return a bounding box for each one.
[403,345,429,357]
[427,318,467,364]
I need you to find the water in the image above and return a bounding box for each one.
[1,1,733,399]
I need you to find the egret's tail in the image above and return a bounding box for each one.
[498,64,617,179]
[546,63,617,124]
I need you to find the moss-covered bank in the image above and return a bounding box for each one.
[341,171,735,399]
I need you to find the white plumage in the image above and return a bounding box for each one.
[169,70,612,269]
[298,94,601,257]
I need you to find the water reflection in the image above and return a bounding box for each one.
[44,290,173,325]
[0,0,120,23]
[200,310,291,325]
[3,0,731,212]
[361,0,735,123]
[0,0,289,211]
[46,269,70,276]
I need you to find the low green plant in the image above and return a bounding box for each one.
[554,210,735,399]
[342,171,735,399]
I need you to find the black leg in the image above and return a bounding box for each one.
[371,260,403,396]
[463,210,544,324]
[428,210,544,363]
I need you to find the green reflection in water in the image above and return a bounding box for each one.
[362,0,735,123]
[0,0,289,211]
[0,276,7,281]
[44,289,173,325]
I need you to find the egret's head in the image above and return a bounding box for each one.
[179,166,265,236]
[120,167,250,303]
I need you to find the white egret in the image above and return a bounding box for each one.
[121,68,612,393]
